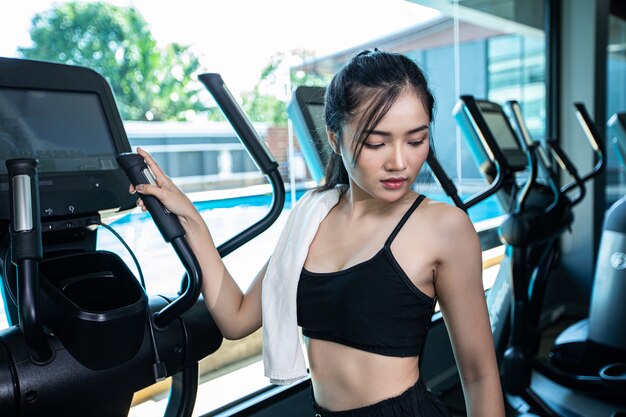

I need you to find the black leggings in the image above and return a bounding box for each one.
[311,378,453,417]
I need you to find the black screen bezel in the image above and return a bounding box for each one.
[292,86,328,167]
[0,87,119,175]
[473,99,528,172]
[0,57,136,221]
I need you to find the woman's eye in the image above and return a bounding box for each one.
[409,139,426,147]
[364,143,384,149]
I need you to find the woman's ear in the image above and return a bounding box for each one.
[326,128,341,155]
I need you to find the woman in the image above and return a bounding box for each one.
[132,49,504,417]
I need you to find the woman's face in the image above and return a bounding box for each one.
[336,91,430,203]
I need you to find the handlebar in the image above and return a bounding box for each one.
[198,72,286,258]
[505,101,561,212]
[547,139,587,207]
[562,102,606,190]
[6,158,53,363]
[116,153,201,328]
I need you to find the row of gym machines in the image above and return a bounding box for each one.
[454,97,625,417]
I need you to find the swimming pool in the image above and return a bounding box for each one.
[0,187,503,329]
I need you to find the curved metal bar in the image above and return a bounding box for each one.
[217,169,285,258]
[17,259,53,363]
[153,237,203,329]
[463,158,505,210]
[161,72,287,417]
[562,102,606,192]
[514,144,538,215]
[573,102,606,182]
[6,158,53,364]
[198,73,279,176]
[197,72,286,257]
[163,364,199,417]
[426,151,467,212]
[548,139,587,207]
[505,101,560,212]
[456,98,509,210]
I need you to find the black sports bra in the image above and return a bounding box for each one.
[297,194,435,357]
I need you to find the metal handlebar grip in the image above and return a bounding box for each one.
[116,153,185,242]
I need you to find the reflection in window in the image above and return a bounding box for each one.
[606,10,626,204]
[488,34,546,140]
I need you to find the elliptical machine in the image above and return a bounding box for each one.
[0,58,285,416]
[454,96,626,417]
[546,111,626,393]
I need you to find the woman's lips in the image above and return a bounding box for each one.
[381,177,407,189]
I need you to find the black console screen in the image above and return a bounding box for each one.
[305,103,326,139]
[482,111,521,152]
[0,88,118,174]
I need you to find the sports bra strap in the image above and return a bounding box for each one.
[384,194,426,247]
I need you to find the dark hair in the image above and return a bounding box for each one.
[318,49,435,192]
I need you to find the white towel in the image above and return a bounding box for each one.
[262,186,343,385]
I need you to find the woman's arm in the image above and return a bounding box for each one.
[434,206,505,417]
[132,147,263,340]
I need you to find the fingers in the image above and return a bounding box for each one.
[134,182,169,202]
[137,147,169,187]
[130,148,187,216]
[136,197,148,212]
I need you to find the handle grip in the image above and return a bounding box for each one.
[198,73,279,175]
[6,158,53,363]
[7,158,43,261]
[117,152,202,328]
[116,153,185,242]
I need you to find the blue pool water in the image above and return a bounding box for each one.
[0,188,503,329]
[113,189,503,226]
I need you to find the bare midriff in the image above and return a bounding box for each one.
[306,338,420,412]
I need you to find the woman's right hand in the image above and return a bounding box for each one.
[129,147,201,226]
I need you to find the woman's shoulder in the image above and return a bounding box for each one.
[416,196,478,243]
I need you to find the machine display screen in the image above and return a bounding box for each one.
[0,88,118,175]
[481,111,521,152]
[305,103,327,143]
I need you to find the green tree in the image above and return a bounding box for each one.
[242,49,331,126]
[19,2,206,121]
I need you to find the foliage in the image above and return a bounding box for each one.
[241,49,332,126]
[19,2,206,121]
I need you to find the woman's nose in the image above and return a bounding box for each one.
[385,145,407,171]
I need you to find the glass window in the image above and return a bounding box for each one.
[0,1,445,415]
[606,7,626,205]
[0,1,548,414]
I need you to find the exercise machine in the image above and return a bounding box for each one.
[0,58,285,416]
[455,95,625,417]
[546,110,626,397]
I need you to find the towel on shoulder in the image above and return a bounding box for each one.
[261,186,343,385]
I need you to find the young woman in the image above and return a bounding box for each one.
[131,49,504,417]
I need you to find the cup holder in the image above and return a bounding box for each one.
[39,251,148,370]
[599,363,626,383]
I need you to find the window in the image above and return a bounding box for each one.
[0,1,549,414]
[606,5,626,205]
